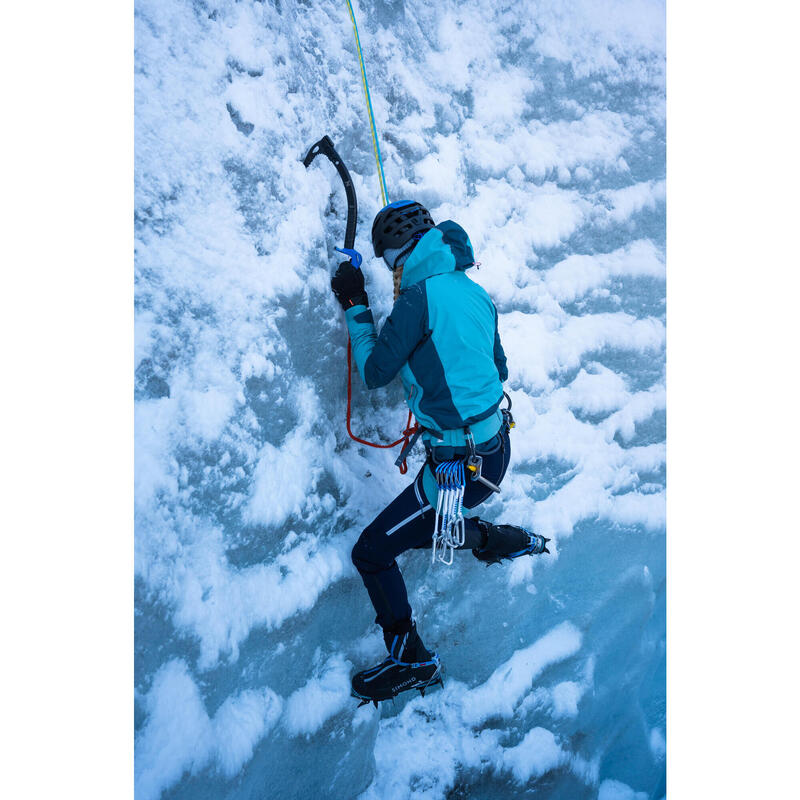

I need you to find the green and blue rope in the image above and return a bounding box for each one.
[345,0,389,206]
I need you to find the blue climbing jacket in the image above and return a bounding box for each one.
[344,220,508,447]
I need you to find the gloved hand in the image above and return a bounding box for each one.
[331,259,369,310]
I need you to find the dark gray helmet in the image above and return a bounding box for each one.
[371,200,435,258]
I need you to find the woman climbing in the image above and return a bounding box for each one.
[330,200,550,706]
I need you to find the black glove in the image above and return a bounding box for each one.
[331,260,369,310]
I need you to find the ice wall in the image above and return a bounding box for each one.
[135,1,666,797]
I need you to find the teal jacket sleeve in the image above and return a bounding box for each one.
[493,306,508,382]
[344,286,427,389]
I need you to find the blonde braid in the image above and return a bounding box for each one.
[393,264,404,301]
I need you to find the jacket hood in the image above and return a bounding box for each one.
[400,220,475,290]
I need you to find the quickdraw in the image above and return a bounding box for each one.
[432,460,466,565]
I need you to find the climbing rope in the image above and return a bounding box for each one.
[346,344,416,450]
[345,0,388,206]
[343,0,417,473]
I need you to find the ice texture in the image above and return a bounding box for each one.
[134,0,666,797]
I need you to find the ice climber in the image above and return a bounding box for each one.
[330,200,551,705]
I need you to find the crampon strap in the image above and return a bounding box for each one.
[389,652,441,669]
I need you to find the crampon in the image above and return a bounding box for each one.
[473,523,551,566]
[352,663,444,707]
[351,622,444,706]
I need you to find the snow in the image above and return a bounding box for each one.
[551,680,584,718]
[502,727,565,783]
[461,622,582,725]
[135,0,665,797]
[598,779,649,800]
[544,240,665,304]
[283,654,353,737]
[361,623,585,800]
[649,726,667,761]
[134,660,282,800]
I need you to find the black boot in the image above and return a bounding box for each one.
[351,620,443,705]
[472,520,551,566]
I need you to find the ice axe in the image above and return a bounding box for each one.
[302,135,361,268]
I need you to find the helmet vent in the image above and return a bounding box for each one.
[371,200,435,257]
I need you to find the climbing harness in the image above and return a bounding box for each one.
[302,4,422,472]
[432,460,467,565]
[430,393,516,565]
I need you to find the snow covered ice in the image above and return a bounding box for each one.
[134,1,666,798]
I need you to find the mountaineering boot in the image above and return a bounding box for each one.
[472,520,551,566]
[351,620,443,706]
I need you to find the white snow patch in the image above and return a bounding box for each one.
[214,688,283,777]
[245,426,321,527]
[599,179,666,223]
[183,387,236,441]
[283,654,352,737]
[361,622,583,800]
[472,69,539,126]
[245,380,326,527]
[603,490,666,531]
[174,536,349,668]
[501,397,666,542]
[565,364,630,415]
[462,621,582,725]
[598,778,649,800]
[649,726,667,760]
[545,240,664,304]
[411,133,466,201]
[525,0,665,80]
[502,727,565,782]
[135,660,281,800]
[137,514,349,668]
[503,311,665,393]
[551,681,584,718]
[240,351,274,381]
[602,385,666,442]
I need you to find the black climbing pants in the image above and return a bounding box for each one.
[351,427,511,632]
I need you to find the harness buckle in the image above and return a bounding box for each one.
[466,453,483,480]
